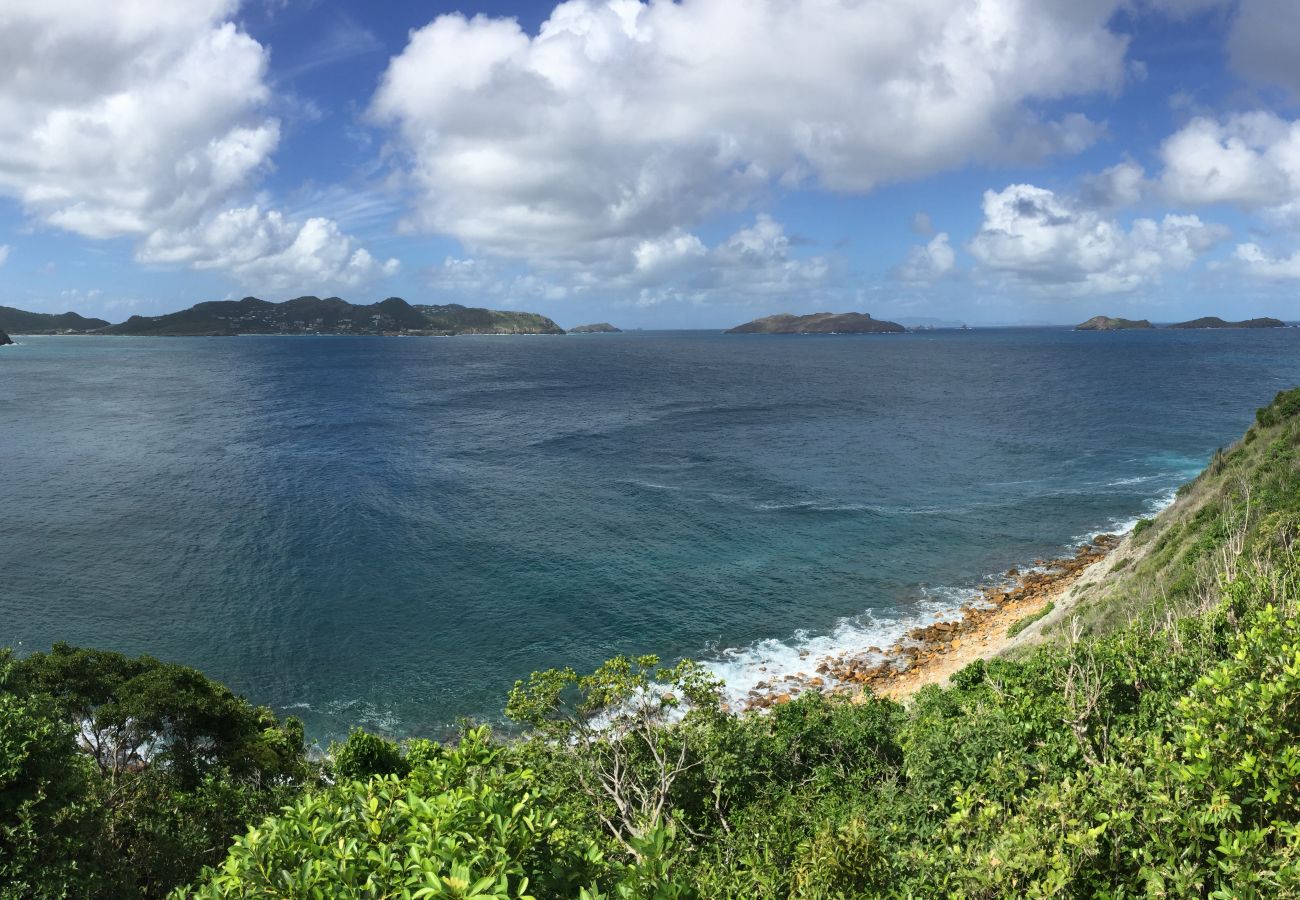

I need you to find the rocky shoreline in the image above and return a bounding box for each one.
[734,533,1121,711]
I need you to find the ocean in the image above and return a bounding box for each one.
[3,327,1297,741]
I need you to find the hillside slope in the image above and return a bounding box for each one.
[0,305,110,333]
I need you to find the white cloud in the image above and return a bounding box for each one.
[0,1,395,292]
[424,215,832,309]
[620,215,834,306]
[138,206,399,293]
[1159,112,1300,209]
[1081,159,1148,209]
[371,0,1128,262]
[429,256,501,294]
[0,245,9,268]
[0,0,278,239]
[1234,243,1300,279]
[970,183,1228,293]
[632,232,708,280]
[899,233,956,283]
[1227,0,1300,98]
[1138,1,1300,97]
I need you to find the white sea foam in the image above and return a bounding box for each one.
[704,481,1188,708]
[625,479,683,492]
[700,585,980,709]
[1075,484,1183,543]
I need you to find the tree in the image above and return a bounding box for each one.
[6,644,311,897]
[0,651,103,898]
[506,655,721,861]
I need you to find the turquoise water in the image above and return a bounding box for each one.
[2,328,1297,740]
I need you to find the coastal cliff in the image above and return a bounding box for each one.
[0,328,12,346]
[727,311,906,334]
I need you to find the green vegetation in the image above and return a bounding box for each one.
[100,296,565,337]
[1167,316,1286,330]
[6,387,1300,898]
[0,305,109,334]
[1006,601,1054,637]
[1,645,309,898]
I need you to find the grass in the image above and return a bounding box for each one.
[1062,387,1300,637]
[1007,601,1055,638]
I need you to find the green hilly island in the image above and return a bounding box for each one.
[1167,315,1286,329]
[727,311,906,334]
[0,305,110,334]
[101,296,564,336]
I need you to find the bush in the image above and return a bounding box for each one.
[331,728,409,780]
[181,727,600,899]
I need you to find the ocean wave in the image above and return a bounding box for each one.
[703,481,1185,707]
[1073,484,1184,543]
[753,500,877,514]
[699,586,979,709]
[623,479,683,492]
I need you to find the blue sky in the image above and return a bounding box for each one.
[1,0,1299,328]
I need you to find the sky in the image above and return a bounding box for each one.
[1,0,1299,328]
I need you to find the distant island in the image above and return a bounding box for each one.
[1075,315,1154,331]
[568,323,622,333]
[1167,316,1286,330]
[0,306,110,334]
[0,297,565,337]
[1077,313,1288,331]
[727,311,906,334]
[0,328,12,346]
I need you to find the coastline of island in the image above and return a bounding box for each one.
[730,532,1128,711]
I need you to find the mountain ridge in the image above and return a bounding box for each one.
[92,296,566,336]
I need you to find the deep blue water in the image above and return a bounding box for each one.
[3,328,1298,740]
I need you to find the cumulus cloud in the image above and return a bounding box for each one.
[1234,243,1300,279]
[0,1,393,290]
[970,183,1229,293]
[1081,159,1148,209]
[138,206,399,293]
[425,215,831,308]
[1227,0,1300,98]
[1159,112,1300,209]
[1149,110,1300,282]
[0,0,277,239]
[371,0,1128,262]
[429,256,501,294]
[898,233,956,283]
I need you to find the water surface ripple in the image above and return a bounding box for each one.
[3,328,1297,738]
